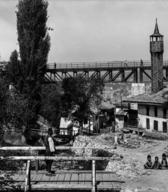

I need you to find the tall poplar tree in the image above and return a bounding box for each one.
[16,0,50,140]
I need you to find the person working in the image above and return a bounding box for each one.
[45,128,55,174]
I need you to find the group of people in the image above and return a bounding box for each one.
[144,153,168,169]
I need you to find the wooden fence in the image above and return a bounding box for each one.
[0,146,121,192]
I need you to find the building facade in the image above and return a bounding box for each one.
[123,20,168,133]
[138,103,168,133]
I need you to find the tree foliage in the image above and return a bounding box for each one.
[17,0,50,88]
[6,50,20,87]
[0,77,8,128]
[62,75,104,123]
[40,84,62,132]
[15,0,50,136]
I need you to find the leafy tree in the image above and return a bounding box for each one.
[40,84,62,133]
[0,77,8,138]
[15,0,50,138]
[6,50,21,87]
[62,75,104,128]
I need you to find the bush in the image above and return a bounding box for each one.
[0,150,30,171]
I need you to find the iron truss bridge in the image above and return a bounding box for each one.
[45,60,168,83]
[1,61,168,83]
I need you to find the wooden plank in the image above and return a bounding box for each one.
[0,155,121,161]
[42,173,51,182]
[85,172,92,184]
[70,173,79,184]
[38,173,43,181]
[69,173,72,184]
[79,172,85,184]
[100,171,104,185]
[31,183,92,190]
[54,173,60,183]
[96,172,102,183]
[64,172,71,183]
[48,173,57,182]
[57,173,65,183]
[62,172,67,182]
[31,173,37,181]
[5,170,118,175]
[34,173,41,181]
[97,184,121,191]
[0,146,114,151]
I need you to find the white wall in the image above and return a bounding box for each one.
[138,114,168,132]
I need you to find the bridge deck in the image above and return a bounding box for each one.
[8,170,123,191]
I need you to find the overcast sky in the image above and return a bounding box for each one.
[0,0,168,63]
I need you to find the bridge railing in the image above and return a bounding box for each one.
[47,60,153,69]
[0,146,120,192]
[1,60,168,71]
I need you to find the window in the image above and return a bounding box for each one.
[163,122,167,133]
[163,109,167,119]
[154,107,158,117]
[154,120,158,131]
[146,118,150,129]
[146,106,149,116]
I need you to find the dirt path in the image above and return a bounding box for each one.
[116,139,168,192]
[73,134,168,192]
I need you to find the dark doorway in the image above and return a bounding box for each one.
[146,118,150,129]
[154,120,158,131]
[163,122,167,133]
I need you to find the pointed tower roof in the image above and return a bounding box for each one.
[150,18,163,37]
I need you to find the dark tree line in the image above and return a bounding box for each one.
[1,0,104,143]
[5,0,50,142]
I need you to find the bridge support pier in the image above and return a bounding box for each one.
[134,69,138,83]
[140,68,143,83]
[121,69,125,82]
[73,71,77,77]
[109,71,113,82]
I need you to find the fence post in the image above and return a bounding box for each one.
[24,160,31,192]
[35,160,39,172]
[92,160,96,192]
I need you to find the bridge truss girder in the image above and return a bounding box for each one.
[44,66,168,83]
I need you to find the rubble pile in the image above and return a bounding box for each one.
[72,135,117,156]
[73,134,148,179]
[106,159,147,179]
[120,134,141,149]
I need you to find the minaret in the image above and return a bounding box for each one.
[150,19,164,93]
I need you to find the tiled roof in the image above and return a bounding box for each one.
[123,88,168,105]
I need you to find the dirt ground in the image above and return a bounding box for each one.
[117,138,168,192]
[73,134,168,192]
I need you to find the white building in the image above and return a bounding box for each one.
[124,88,168,133]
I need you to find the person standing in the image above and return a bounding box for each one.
[45,128,55,174]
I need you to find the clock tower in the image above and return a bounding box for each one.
[150,19,164,93]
